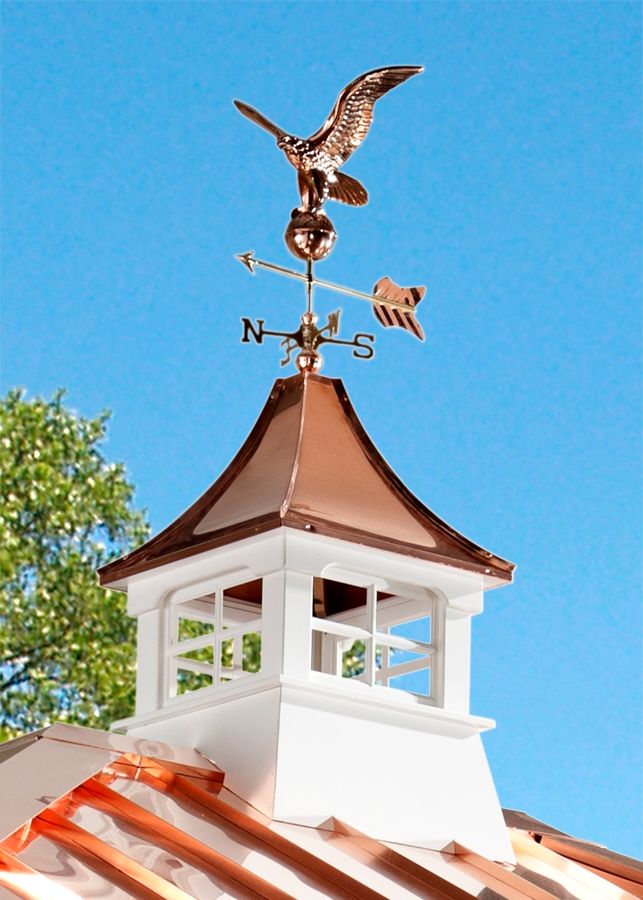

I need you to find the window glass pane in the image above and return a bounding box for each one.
[390,667,431,697]
[342,639,365,678]
[178,617,215,641]
[390,615,431,644]
[389,647,425,666]
[177,670,213,695]
[178,646,214,665]
[243,632,261,672]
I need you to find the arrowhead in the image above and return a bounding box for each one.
[235,251,257,274]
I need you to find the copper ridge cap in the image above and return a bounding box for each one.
[99,372,515,587]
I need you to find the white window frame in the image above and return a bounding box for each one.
[165,580,262,702]
[311,586,445,706]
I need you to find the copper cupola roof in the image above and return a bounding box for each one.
[99,373,514,586]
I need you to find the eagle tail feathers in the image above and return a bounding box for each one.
[328,172,368,206]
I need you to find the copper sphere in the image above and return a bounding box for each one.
[284,209,337,261]
[296,349,323,373]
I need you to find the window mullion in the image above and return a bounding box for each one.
[213,585,223,685]
[365,585,377,687]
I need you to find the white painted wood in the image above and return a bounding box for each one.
[118,525,513,863]
[442,607,472,713]
[281,570,313,677]
[118,674,513,862]
[134,609,163,715]
[260,570,286,676]
[127,687,282,818]
[273,684,514,862]
[365,584,377,687]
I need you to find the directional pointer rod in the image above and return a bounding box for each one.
[235,251,421,315]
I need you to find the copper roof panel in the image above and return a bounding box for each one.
[100,374,514,586]
[41,723,223,779]
[0,739,121,842]
[1,724,640,900]
[194,389,302,535]
[103,775,335,899]
[285,377,436,547]
[16,834,131,899]
[67,803,229,898]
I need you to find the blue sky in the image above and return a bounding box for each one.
[2,1,641,857]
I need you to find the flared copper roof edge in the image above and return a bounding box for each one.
[98,377,296,586]
[319,377,514,577]
[99,513,284,587]
[100,372,514,587]
[100,510,510,589]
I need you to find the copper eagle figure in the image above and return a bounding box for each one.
[234,65,423,212]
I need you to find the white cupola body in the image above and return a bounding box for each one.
[100,373,516,862]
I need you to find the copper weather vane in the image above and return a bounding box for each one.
[234,65,426,371]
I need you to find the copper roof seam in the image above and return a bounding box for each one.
[329,818,472,899]
[0,843,82,900]
[570,862,643,896]
[34,808,193,900]
[98,379,289,583]
[454,844,554,900]
[77,779,294,900]
[99,515,284,585]
[280,513,507,577]
[279,374,306,520]
[100,372,514,584]
[114,752,225,785]
[511,831,642,900]
[537,835,643,883]
[123,762,387,900]
[329,380,514,574]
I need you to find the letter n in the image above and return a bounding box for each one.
[241,318,265,344]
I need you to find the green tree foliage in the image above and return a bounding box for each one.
[0,389,149,741]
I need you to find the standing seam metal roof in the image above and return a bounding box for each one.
[1,725,641,899]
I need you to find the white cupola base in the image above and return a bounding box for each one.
[101,374,515,863]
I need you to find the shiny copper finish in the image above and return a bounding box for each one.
[1,729,641,900]
[0,844,79,900]
[234,66,422,212]
[295,348,323,373]
[538,834,643,891]
[372,277,425,340]
[330,819,471,899]
[455,843,554,900]
[106,753,225,795]
[284,209,337,261]
[34,808,194,900]
[112,756,387,900]
[99,374,515,586]
[77,778,293,900]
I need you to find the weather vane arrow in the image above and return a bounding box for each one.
[236,251,426,341]
[233,64,426,371]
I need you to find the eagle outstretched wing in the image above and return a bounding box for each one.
[307,66,423,167]
[233,100,286,141]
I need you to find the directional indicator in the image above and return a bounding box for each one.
[241,308,375,372]
[236,251,425,323]
[232,66,427,372]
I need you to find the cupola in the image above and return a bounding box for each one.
[99,372,516,862]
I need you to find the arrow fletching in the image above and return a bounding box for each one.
[372,277,425,341]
